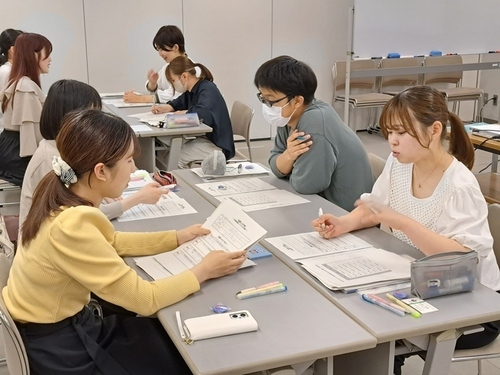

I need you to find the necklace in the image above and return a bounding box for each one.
[413,152,446,188]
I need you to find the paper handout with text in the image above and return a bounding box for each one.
[134,201,267,280]
[265,232,411,291]
[265,232,372,260]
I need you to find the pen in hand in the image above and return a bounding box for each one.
[318,208,325,229]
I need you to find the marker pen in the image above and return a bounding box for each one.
[362,294,405,316]
[237,285,287,300]
[238,281,281,294]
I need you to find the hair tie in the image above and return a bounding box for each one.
[194,66,202,78]
[52,156,77,187]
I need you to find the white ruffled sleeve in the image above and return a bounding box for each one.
[436,184,492,259]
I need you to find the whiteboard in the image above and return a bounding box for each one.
[353,0,500,58]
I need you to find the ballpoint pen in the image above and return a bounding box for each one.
[176,311,186,340]
[318,208,325,229]
[386,293,421,318]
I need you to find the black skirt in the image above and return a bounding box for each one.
[16,307,192,375]
[0,129,31,186]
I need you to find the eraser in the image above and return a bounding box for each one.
[392,291,409,300]
[429,50,442,56]
[387,53,400,59]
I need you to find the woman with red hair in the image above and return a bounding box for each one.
[0,32,52,186]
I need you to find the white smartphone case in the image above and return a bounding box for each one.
[183,310,258,341]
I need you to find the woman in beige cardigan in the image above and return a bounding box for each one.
[0,32,51,186]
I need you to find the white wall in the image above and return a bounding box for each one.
[0,0,351,139]
[0,0,88,90]
[83,0,184,94]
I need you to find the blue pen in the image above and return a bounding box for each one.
[361,294,405,316]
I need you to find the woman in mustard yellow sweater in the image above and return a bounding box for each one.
[3,108,246,374]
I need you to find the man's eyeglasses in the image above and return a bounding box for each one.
[256,93,289,108]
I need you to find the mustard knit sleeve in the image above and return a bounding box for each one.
[49,207,200,315]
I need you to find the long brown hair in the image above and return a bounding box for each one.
[166,56,213,94]
[1,32,52,112]
[379,85,474,170]
[22,109,140,246]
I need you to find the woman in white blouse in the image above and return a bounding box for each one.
[123,25,186,104]
[312,86,500,360]
[0,32,51,186]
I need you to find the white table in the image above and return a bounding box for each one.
[173,168,500,375]
[103,103,212,172]
[115,175,377,375]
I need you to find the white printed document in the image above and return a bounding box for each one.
[265,232,372,260]
[116,191,196,222]
[299,247,411,291]
[134,201,267,279]
[103,99,152,108]
[216,190,310,212]
[196,178,277,196]
[128,111,166,126]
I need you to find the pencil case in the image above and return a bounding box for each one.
[183,310,258,342]
[411,250,477,299]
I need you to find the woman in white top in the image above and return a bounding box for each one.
[312,86,500,360]
[0,28,23,90]
[123,25,186,104]
[0,32,51,186]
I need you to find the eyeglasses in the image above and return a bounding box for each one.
[256,93,289,108]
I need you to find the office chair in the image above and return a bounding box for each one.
[367,153,386,181]
[182,100,255,168]
[0,179,21,243]
[230,100,255,162]
[423,55,484,122]
[380,57,423,96]
[0,253,30,374]
[332,60,393,131]
[451,203,500,374]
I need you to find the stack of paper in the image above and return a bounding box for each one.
[134,201,267,279]
[195,178,310,212]
[265,232,411,292]
[469,123,500,139]
[128,111,166,126]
